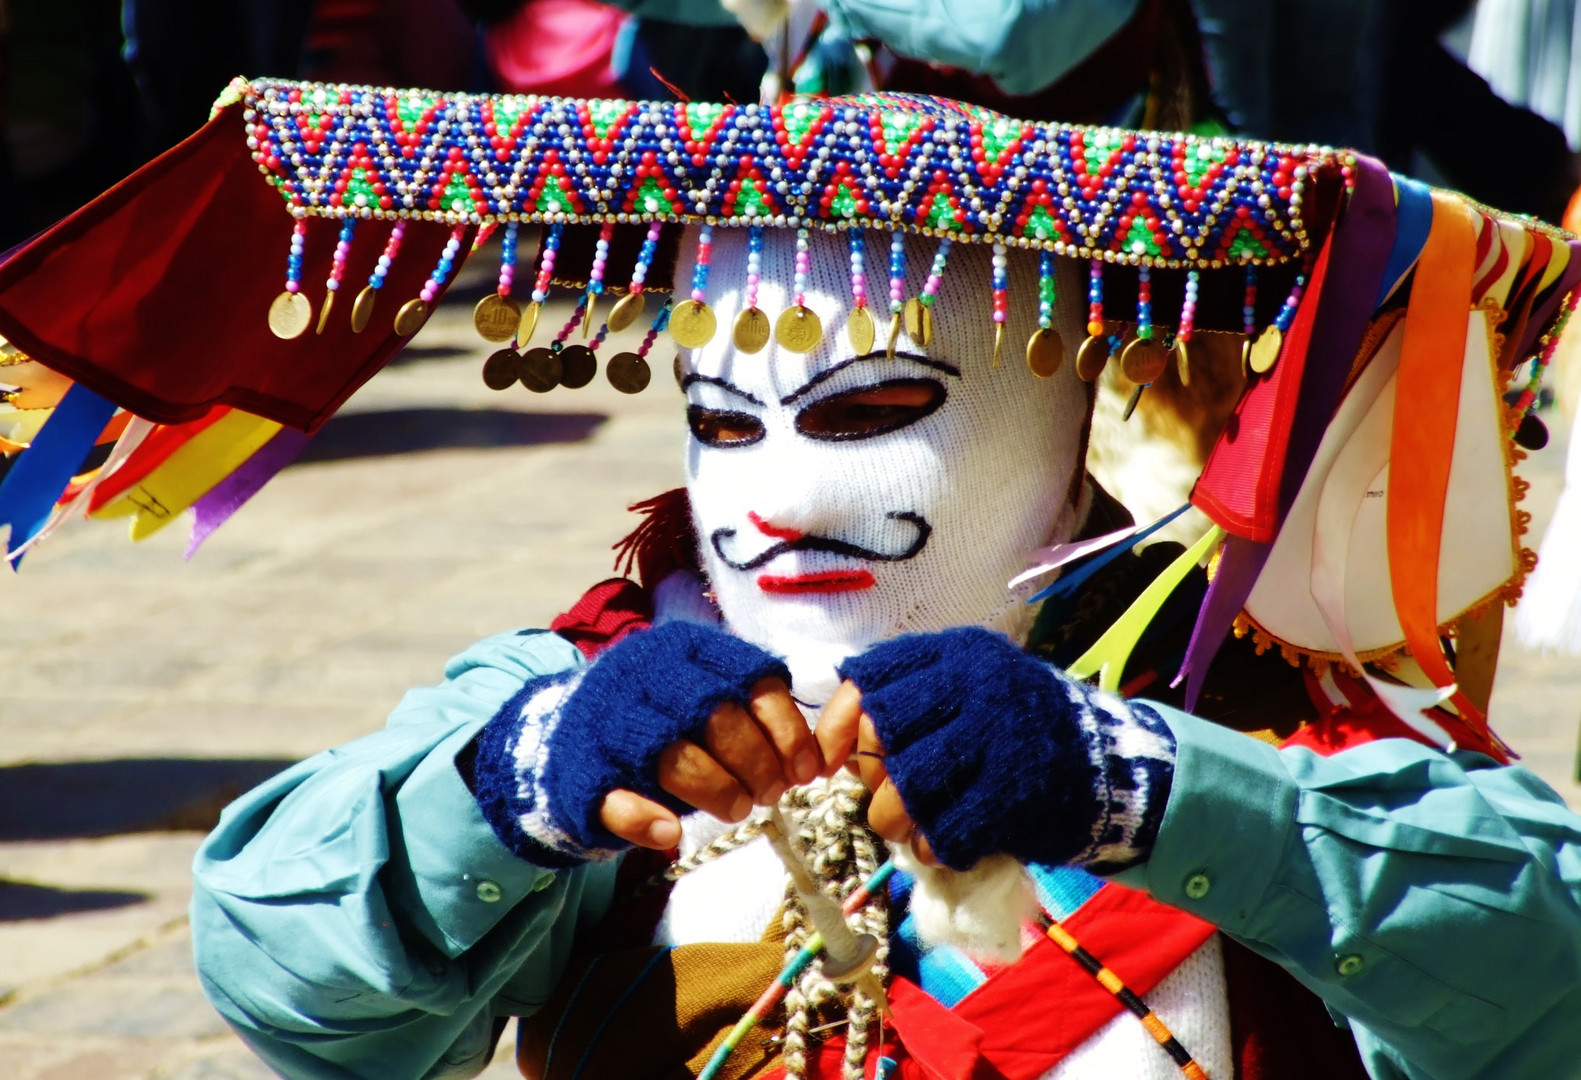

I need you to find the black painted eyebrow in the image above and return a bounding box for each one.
[680,373,765,406]
[779,351,962,406]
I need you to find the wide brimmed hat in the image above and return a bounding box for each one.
[0,77,1574,760]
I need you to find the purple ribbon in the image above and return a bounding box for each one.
[185,427,313,558]
[1176,158,1397,708]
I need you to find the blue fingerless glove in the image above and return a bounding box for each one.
[473,621,789,867]
[837,626,1175,874]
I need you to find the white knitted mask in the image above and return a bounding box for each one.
[677,228,1090,700]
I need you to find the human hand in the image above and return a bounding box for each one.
[599,673,825,850]
[816,627,1177,873]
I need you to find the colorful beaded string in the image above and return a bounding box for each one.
[350,220,406,334]
[774,227,823,353]
[394,224,464,336]
[848,228,876,353]
[607,297,672,395]
[669,224,719,349]
[516,223,563,346]
[582,222,616,337]
[732,225,770,354]
[990,241,1009,366]
[1173,268,1199,385]
[1247,264,1305,375]
[1239,266,1259,372]
[899,236,951,348]
[1075,258,1110,381]
[315,218,355,334]
[608,220,664,334]
[886,231,906,356]
[1041,919,1207,1079]
[267,220,313,340]
[1024,248,1064,378]
[497,222,519,301]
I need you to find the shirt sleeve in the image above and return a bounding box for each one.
[191,629,621,1080]
[1114,706,1581,1080]
[825,0,1140,96]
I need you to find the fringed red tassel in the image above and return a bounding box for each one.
[612,487,699,589]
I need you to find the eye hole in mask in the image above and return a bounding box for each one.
[795,379,946,442]
[688,405,766,447]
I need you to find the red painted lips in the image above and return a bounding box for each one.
[756,570,877,594]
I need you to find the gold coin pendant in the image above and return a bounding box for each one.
[350,285,377,334]
[902,298,934,346]
[733,307,771,354]
[1026,328,1065,379]
[669,300,718,349]
[775,305,824,354]
[557,345,597,389]
[481,348,523,391]
[606,351,652,394]
[393,298,430,337]
[1249,325,1284,375]
[847,306,877,355]
[474,293,523,343]
[1121,336,1170,385]
[268,291,312,340]
[1075,334,1111,382]
[607,292,646,333]
[315,291,336,335]
[1174,337,1192,386]
[519,347,562,393]
[518,300,542,346]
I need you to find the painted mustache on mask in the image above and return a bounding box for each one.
[711,511,933,571]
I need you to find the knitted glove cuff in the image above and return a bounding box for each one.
[473,622,789,864]
[838,627,1175,873]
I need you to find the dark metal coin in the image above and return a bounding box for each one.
[520,347,562,393]
[557,344,597,389]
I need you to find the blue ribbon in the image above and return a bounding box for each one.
[1378,175,1435,308]
[0,382,117,563]
[1028,504,1191,605]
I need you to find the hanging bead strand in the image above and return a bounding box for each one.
[394,224,464,337]
[733,225,770,353]
[990,241,1009,366]
[1121,265,1169,385]
[1170,268,1199,387]
[1026,248,1064,378]
[902,236,951,347]
[847,229,876,353]
[1248,263,1307,375]
[518,223,563,347]
[474,221,522,343]
[886,231,906,357]
[315,218,356,335]
[581,222,616,338]
[670,224,718,348]
[775,227,823,353]
[1076,257,1109,381]
[268,219,313,340]
[350,220,406,334]
[1240,266,1259,375]
[608,297,672,394]
[608,220,663,333]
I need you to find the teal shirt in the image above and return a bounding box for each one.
[192,629,1581,1080]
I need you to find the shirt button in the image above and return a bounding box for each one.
[1183,872,1212,900]
[475,879,503,903]
[1336,954,1365,977]
[532,873,556,893]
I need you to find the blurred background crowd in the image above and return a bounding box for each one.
[4,0,1581,254]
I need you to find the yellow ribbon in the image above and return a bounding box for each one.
[89,409,281,539]
[1067,525,1226,693]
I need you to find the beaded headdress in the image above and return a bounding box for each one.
[0,76,1575,759]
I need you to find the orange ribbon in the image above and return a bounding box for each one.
[1386,191,1490,739]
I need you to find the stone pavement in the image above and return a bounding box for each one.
[2,260,1579,1079]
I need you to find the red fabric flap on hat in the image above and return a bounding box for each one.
[0,99,471,431]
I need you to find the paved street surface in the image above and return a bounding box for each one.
[2,261,1578,1079]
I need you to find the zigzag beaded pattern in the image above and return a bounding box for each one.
[242,79,1343,269]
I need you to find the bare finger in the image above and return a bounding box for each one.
[748,677,821,784]
[658,739,754,822]
[599,789,682,849]
[705,702,786,805]
[813,679,865,775]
